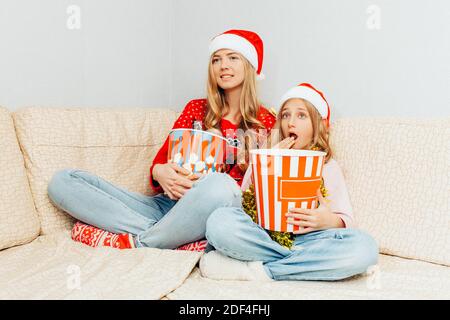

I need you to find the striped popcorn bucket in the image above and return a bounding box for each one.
[250,149,327,232]
[168,129,237,174]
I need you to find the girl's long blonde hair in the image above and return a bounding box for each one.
[270,99,333,163]
[205,52,265,171]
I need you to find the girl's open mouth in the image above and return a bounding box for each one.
[289,133,298,139]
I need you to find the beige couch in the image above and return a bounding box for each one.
[0,106,449,299]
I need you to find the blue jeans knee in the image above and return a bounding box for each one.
[353,229,379,269]
[205,207,250,258]
[205,207,234,248]
[47,168,78,206]
[192,173,241,208]
[337,229,379,279]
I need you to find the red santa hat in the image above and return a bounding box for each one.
[279,83,331,127]
[209,29,265,80]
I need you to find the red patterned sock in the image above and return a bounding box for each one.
[71,221,135,249]
[176,239,208,252]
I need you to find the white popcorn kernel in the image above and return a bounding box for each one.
[195,161,205,172]
[206,155,215,164]
[173,153,182,164]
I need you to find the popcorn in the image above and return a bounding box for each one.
[194,161,206,173]
[167,129,239,177]
[205,155,215,164]
[173,153,182,164]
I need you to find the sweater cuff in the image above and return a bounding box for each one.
[336,213,354,228]
[149,163,164,194]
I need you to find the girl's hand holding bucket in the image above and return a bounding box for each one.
[153,163,200,200]
[285,189,344,234]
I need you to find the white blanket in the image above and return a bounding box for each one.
[167,254,450,300]
[0,231,201,299]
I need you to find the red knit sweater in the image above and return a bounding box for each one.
[149,98,276,193]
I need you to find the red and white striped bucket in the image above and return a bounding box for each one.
[168,129,237,174]
[250,149,326,232]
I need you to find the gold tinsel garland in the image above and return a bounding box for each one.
[241,147,328,249]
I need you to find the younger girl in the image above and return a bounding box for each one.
[200,83,379,281]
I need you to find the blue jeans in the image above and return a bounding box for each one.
[206,207,379,281]
[47,169,241,249]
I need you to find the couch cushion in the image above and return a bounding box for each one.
[0,107,40,250]
[330,118,450,266]
[167,254,450,300]
[0,231,201,299]
[12,107,178,235]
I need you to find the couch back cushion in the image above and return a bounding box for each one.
[330,118,449,266]
[0,107,40,249]
[13,107,178,235]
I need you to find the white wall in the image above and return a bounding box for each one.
[1,0,449,118]
[170,0,450,118]
[0,0,172,111]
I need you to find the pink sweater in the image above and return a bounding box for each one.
[241,158,354,228]
[321,158,354,228]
